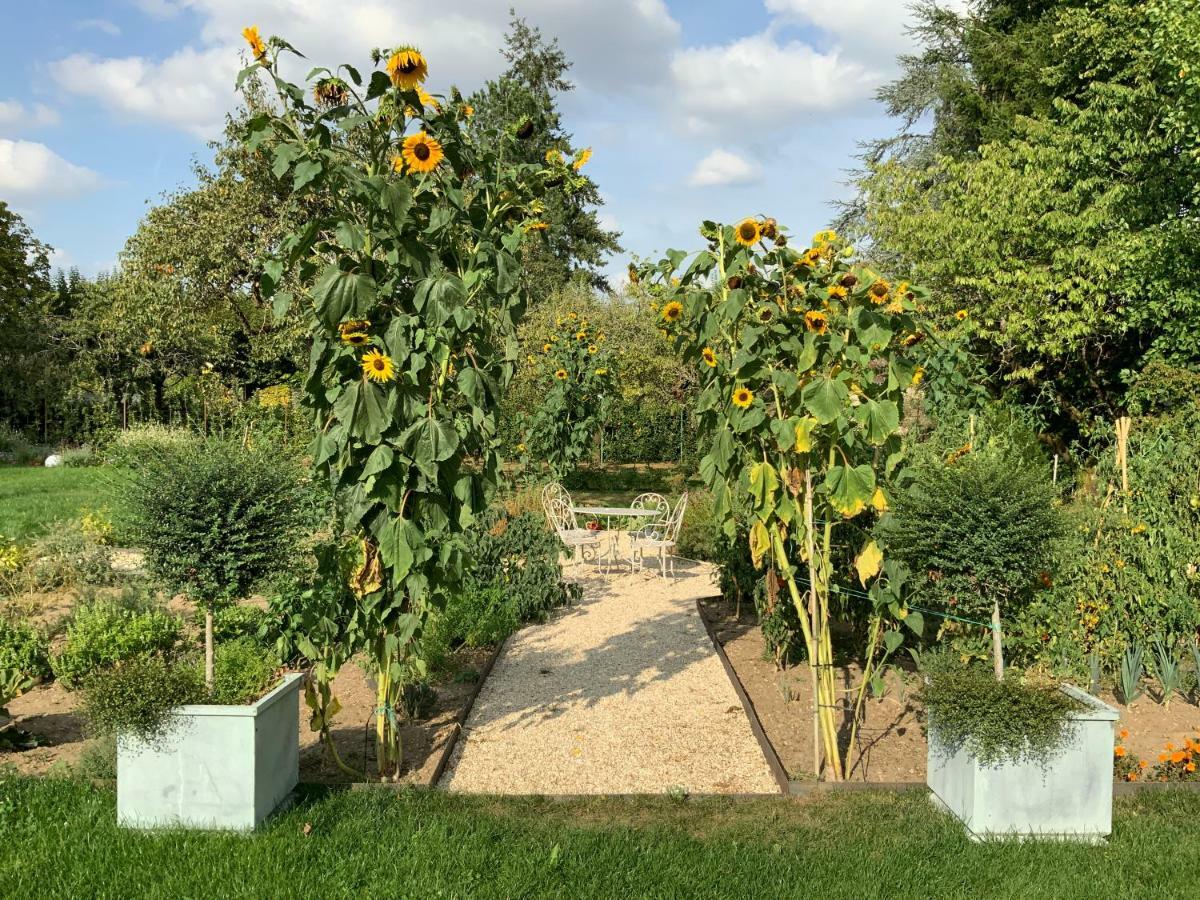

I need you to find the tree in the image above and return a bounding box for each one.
[849,0,1200,433]
[0,203,56,438]
[467,13,621,296]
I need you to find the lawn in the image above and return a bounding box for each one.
[0,467,111,542]
[2,778,1198,898]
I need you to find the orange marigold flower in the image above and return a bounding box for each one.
[1119,728,1129,740]
[1114,746,1126,758]
[1171,751,1187,764]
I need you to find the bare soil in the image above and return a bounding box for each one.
[698,596,1200,782]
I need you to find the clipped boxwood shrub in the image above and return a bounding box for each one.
[917,662,1082,765]
[80,655,204,746]
[51,601,182,687]
[0,618,51,684]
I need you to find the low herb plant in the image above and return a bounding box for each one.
[917,662,1082,765]
[20,521,114,592]
[80,655,204,746]
[0,618,51,684]
[51,601,182,688]
[209,638,278,706]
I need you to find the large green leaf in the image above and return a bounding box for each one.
[749,461,779,516]
[853,398,900,445]
[802,377,848,424]
[825,463,876,518]
[312,265,377,328]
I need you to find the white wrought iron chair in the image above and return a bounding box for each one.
[545,496,602,572]
[630,491,689,579]
[541,482,572,518]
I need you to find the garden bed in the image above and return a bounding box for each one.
[697,597,1200,784]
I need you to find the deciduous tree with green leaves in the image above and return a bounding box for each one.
[638,221,928,780]
[237,29,562,779]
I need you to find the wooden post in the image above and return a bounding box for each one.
[991,599,1005,681]
[1115,416,1131,511]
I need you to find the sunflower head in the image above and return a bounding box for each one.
[732,387,754,409]
[341,331,370,346]
[400,130,444,174]
[827,285,848,300]
[524,220,549,233]
[588,344,598,354]
[545,148,564,165]
[701,347,717,368]
[661,301,683,323]
[572,147,592,170]
[595,368,608,376]
[757,306,773,323]
[805,310,829,335]
[313,77,349,107]
[386,47,428,90]
[576,330,587,341]
[761,218,778,240]
[461,104,474,118]
[911,366,926,386]
[812,229,838,247]
[955,309,968,321]
[361,349,396,383]
[735,218,761,247]
[515,119,535,140]
[242,26,267,61]
[868,279,891,302]
[554,368,568,380]
[339,319,370,336]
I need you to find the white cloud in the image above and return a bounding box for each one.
[0,140,104,200]
[765,0,972,57]
[0,100,61,131]
[688,149,762,187]
[77,18,122,36]
[670,33,878,133]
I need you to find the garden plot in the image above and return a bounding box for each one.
[441,560,778,795]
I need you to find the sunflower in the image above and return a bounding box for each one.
[701,347,717,368]
[812,229,837,247]
[757,306,773,323]
[955,309,968,321]
[572,147,592,170]
[413,86,440,112]
[361,349,396,383]
[805,310,829,335]
[567,312,578,321]
[524,220,549,233]
[313,77,348,107]
[827,285,848,300]
[911,366,925,386]
[341,331,370,346]
[386,47,428,90]
[461,104,474,118]
[399,130,444,174]
[902,331,925,347]
[545,148,564,165]
[588,344,598,354]
[242,26,267,61]
[868,280,891,303]
[734,218,761,247]
[595,368,608,376]
[554,369,568,380]
[661,301,683,323]
[731,386,754,408]
[339,319,371,337]
[542,343,553,353]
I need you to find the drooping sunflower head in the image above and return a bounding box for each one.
[827,284,848,300]
[902,331,925,347]
[313,77,349,107]
[761,218,778,240]
[734,218,761,247]
[386,47,428,90]
[339,319,370,337]
[554,368,568,380]
[757,306,774,323]
[572,147,592,170]
[731,386,754,409]
[661,300,683,323]
[955,309,968,321]
[701,347,717,368]
[398,130,444,174]
[242,26,267,61]
[461,104,474,118]
[812,229,837,248]
[341,331,370,346]
[805,310,829,335]
[524,220,549,233]
[868,279,891,302]
[361,349,396,383]
[545,148,564,165]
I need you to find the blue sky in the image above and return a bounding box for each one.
[0,1,962,280]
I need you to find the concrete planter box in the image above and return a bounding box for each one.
[117,672,301,830]
[927,684,1119,842]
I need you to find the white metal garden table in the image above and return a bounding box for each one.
[570,505,660,574]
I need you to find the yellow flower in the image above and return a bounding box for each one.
[525,221,549,232]
[734,218,761,247]
[597,333,606,342]
[399,130,444,174]
[827,284,848,300]
[955,309,968,321]
[461,104,474,118]
[805,310,829,335]
[545,148,564,165]
[526,355,535,364]
[341,331,370,346]
[572,147,592,170]
[885,300,904,314]
[732,386,754,408]
[868,280,891,303]
[595,368,608,376]
[812,229,837,247]
[361,349,396,383]
[701,347,717,368]
[517,442,526,452]
[242,26,267,61]
[554,368,568,380]
[542,343,553,353]
[568,312,578,321]
[588,344,598,354]
[386,47,428,90]
[661,301,683,323]
[574,331,586,342]
[415,86,440,112]
[911,366,925,386]
[339,319,371,337]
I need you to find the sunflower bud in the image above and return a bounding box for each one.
[774,234,787,247]
[762,218,778,240]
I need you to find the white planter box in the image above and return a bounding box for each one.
[117,673,301,830]
[927,684,1119,842]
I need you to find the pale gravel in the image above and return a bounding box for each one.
[440,547,778,795]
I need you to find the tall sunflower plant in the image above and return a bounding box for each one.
[519,312,616,480]
[236,30,569,780]
[636,218,928,780]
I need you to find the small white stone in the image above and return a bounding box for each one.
[44,454,63,468]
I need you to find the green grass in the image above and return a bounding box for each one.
[0,467,110,542]
[3,778,1198,898]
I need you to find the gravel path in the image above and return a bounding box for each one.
[441,553,779,795]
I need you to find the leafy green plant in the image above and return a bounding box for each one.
[20,520,114,591]
[918,663,1082,766]
[1192,643,1200,701]
[239,29,566,780]
[209,638,278,706]
[1150,640,1183,707]
[0,663,38,751]
[112,438,304,687]
[882,444,1062,675]
[0,618,51,684]
[50,601,182,688]
[193,604,276,648]
[1118,643,1145,706]
[467,511,577,624]
[519,312,617,478]
[79,655,204,746]
[103,425,199,469]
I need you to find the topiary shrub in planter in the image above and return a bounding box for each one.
[920,664,1119,842]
